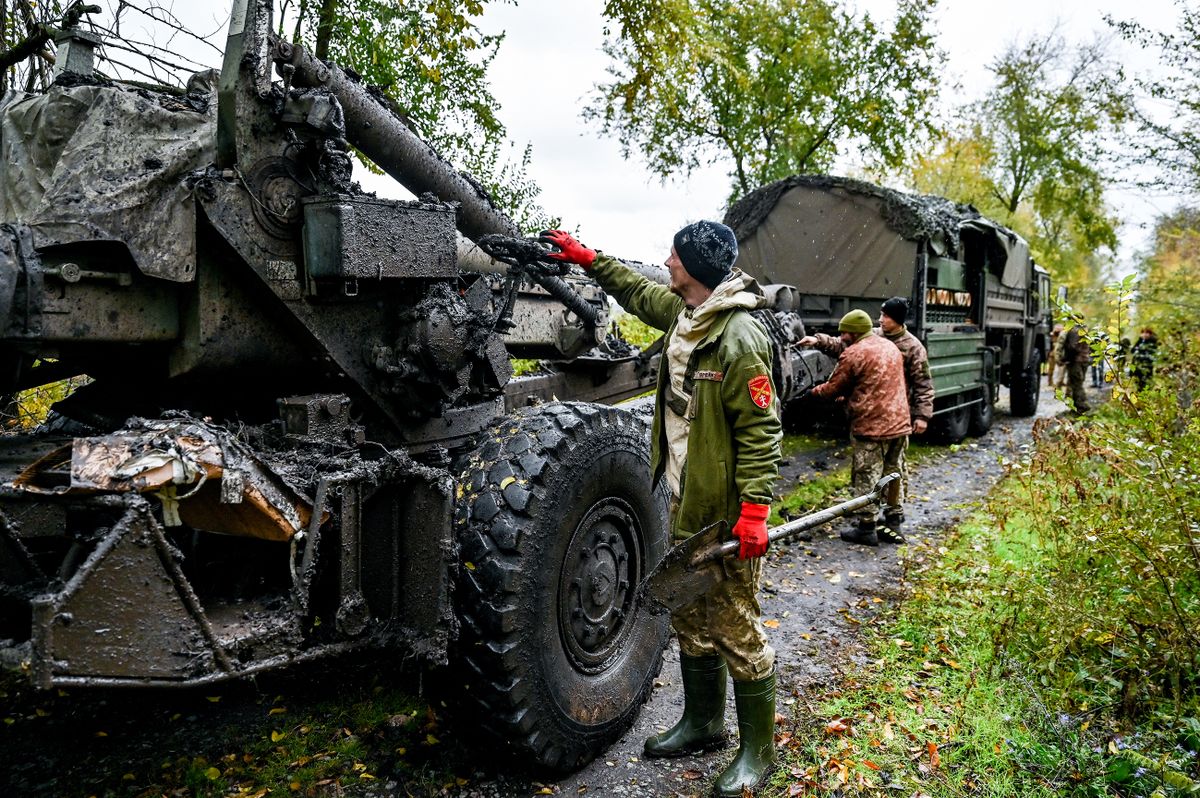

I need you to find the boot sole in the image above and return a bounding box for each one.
[643,734,729,759]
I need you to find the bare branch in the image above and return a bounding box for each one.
[113,0,225,54]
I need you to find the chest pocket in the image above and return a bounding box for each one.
[675,368,724,420]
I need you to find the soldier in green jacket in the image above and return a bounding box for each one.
[542,222,782,797]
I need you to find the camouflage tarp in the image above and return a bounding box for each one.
[0,71,217,282]
[724,175,1032,295]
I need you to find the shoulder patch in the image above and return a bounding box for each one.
[747,374,773,409]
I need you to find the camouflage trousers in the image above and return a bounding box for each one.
[850,435,907,522]
[671,552,776,682]
[1067,361,1090,413]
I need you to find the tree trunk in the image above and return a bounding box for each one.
[314,0,336,59]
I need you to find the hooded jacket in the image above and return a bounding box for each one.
[589,254,781,540]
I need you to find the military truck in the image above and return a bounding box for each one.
[0,1,844,774]
[724,175,1054,440]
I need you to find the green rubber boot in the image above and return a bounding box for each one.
[643,654,728,758]
[713,670,778,796]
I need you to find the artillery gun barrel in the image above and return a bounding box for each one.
[277,39,518,243]
[277,39,672,288]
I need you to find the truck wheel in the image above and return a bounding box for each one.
[969,388,994,436]
[1009,351,1042,417]
[933,402,970,443]
[454,402,670,773]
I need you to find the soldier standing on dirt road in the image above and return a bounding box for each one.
[1062,321,1092,414]
[799,309,911,546]
[798,298,929,541]
[541,222,782,797]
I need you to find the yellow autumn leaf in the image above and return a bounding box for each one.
[763,619,780,629]
[271,730,286,742]
[499,476,516,489]
[269,707,287,715]
[206,696,221,703]
[465,562,476,571]
[426,733,440,745]
[205,766,221,780]
[94,731,108,737]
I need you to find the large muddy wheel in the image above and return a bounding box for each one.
[1009,349,1042,417]
[454,402,670,773]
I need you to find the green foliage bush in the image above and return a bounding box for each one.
[1002,331,1200,732]
[615,311,660,349]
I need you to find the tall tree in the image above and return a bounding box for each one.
[1108,2,1200,195]
[1136,207,1200,331]
[979,32,1123,228]
[587,0,942,204]
[908,33,1123,307]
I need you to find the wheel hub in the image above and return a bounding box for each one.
[559,499,642,673]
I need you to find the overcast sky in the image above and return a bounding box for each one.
[161,0,1191,271]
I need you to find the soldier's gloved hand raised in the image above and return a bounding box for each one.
[540,229,596,269]
[732,502,770,560]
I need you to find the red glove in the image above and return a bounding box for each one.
[732,502,770,560]
[540,229,596,269]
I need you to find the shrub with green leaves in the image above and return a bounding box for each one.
[1004,385,1200,721]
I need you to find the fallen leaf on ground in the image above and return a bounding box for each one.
[825,719,850,735]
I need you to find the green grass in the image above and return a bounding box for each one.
[615,311,661,348]
[769,433,941,526]
[0,671,464,798]
[766,508,1111,797]
[182,682,463,797]
[770,467,850,527]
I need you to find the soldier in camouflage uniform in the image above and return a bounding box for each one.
[542,222,782,796]
[801,309,911,546]
[799,298,930,541]
[1062,322,1092,414]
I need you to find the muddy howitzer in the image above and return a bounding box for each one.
[0,0,678,774]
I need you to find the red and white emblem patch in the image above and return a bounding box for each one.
[747,374,773,409]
